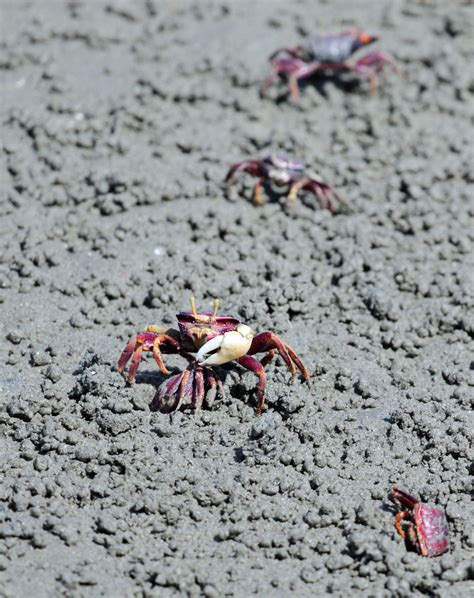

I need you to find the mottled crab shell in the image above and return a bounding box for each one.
[263,154,304,172]
[304,29,378,63]
[176,311,239,340]
[413,503,450,557]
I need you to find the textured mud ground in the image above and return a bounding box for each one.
[1,1,473,596]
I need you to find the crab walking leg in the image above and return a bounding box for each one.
[224,160,263,183]
[237,355,267,415]
[394,511,411,539]
[192,367,205,412]
[203,369,218,406]
[287,61,323,98]
[124,343,143,383]
[261,56,308,96]
[351,52,399,94]
[175,367,192,412]
[260,349,275,368]
[288,177,335,208]
[356,51,401,75]
[293,179,346,212]
[248,332,310,382]
[117,331,181,382]
[269,47,303,61]
[117,336,141,375]
[152,334,180,376]
[284,344,311,384]
[253,177,265,205]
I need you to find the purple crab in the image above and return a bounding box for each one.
[117,297,310,415]
[225,154,345,211]
[261,28,400,98]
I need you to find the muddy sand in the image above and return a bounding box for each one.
[1,1,473,596]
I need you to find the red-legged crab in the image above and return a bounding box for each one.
[261,28,400,98]
[117,297,310,415]
[388,488,449,557]
[225,154,345,211]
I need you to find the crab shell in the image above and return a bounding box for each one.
[176,311,239,350]
[263,154,305,185]
[411,503,450,557]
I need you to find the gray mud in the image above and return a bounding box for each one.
[1,1,473,596]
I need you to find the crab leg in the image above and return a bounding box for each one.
[154,367,193,414]
[261,56,308,96]
[237,355,267,415]
[269,47,303,61]
[351,52,400,94]
[225,160,264,183]
[288,177,345,211]
[394,511,410,539]
[355,51,400,75]
[253,177,265,205]
[117,329,181,382]
[287,61,323,98]
[192,367,205,412]
[248,332,310,382]
[203,369,217,407]
[260,349,275,368]
[122,342,144,383]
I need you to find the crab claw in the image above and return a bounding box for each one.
[196,324,255,366]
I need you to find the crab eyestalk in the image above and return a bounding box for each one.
[190,295,220,320]
[196,324,255,366]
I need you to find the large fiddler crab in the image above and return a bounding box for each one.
[261,28,400,98]
[117,297,310,415]
[225,154,345,211]
[388,488,449,557]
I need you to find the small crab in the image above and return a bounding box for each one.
[261,28,400,98]
[388,487,449,557]
[117,297,310,415]
[225,154,344,211]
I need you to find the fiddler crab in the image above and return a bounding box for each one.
[225,154,345,211]
[388,488,449,557]
[117,297,310,415]
[261,28,400,98]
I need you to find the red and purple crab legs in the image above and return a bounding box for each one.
[287,177,345,211]
[260,55,308,97]
[225,160,266,204]
[117,327,183,382]
[152,364,225,414]
[388,488,420,542]
[238,332,310,415]
[262,51,399,98]
[350,51,401,94]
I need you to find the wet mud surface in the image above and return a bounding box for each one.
[1,1,473,596]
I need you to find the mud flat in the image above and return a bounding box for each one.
[1,1,472,596]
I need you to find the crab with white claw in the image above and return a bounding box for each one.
[117,297,310,415]
[225,154,345,212]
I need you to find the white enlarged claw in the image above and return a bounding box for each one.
[196,324,255,366]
